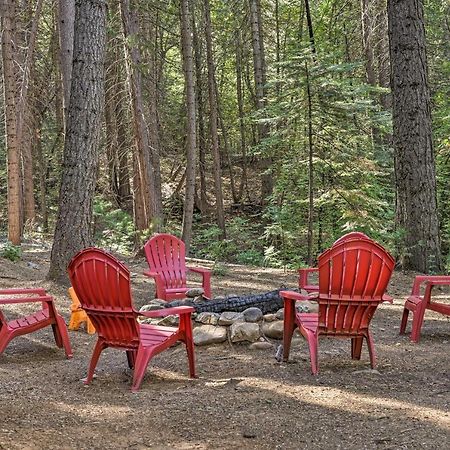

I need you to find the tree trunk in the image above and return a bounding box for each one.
[388,0,441,272]
[48,0,107,283]
[191,2,209,213]
[57,0,75,128]
[120,0,161,236]
[180,0,197,253]
[235,29,248,201]
[204,0,226,237]
[1,1,22,245]
[17,0,44,225]
[305,62,314,266]
[249,0,272,205]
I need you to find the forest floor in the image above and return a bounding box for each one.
[0,244,449,449]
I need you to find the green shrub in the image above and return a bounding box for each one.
[1,241,22,262]
[93,199,135,253]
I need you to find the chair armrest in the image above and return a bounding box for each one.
[424,277,450,287]
[139,305,194,318]
[382,294,393,303]
[410,275,450,295]
[143,270,161,279]
[187,266,211,275]
[280,290,314,302]
[298,268,318,275]
[0,295,54,305]
[0,288,47,295]
[298,268,319,290]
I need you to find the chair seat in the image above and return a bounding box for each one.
[296,312,319,333]
[139,323,179,347]
[7,309,51,331]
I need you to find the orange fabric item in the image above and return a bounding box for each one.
[68,287,95,334]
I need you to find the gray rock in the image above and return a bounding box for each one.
[218,311,244,325]
[243,307,263,323]
[263,313,277,322]
[139,317,160,325]
[296,301,310,313]
[155,315,179,327]
[195,312,220,325]
[262,321,284,339]
[26,261,39,270]
[249,341,274,350]
[185,288,205,298]
[275,308,284,320]
[193,325,227,346]
[140,301,166,312]
[230,322,260,343]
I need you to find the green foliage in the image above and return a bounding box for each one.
[191,217,264,266]
[258,48,394,267]
[93,198,135,253]
[211,262,229,277]
[0,242,22,262]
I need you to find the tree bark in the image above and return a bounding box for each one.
[180,0,197,253]
[57,0,75,128]
[1,1,21,245]
[16,0,44,225]
[121,0,162,236]
[388,0,441,272]
[48,0,107,283]
[235,29,248,201]
[191,2,209,213]
[204,0,226,237]
[249,0,272,205]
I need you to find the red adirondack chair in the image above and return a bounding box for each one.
[143,233,212,301]
[298,232,372,293]
[400,275,450,343]
[68,247,196,392]
[0,288,72,358]
[282,238,394,374]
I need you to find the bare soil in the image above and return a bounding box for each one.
[0,245,449,449]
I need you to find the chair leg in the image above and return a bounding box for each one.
[131,348,153,393]
[366,332,377,369]
[410,305,426,343]
[351,337,364,360]
[399,307,409,334]
[183,316,196,378]
[85,339,106,385]
[282,301,296,362]
[0,328,12,355]
[305,332,319,375]
[126,350,136,369]
[55,314,73,358]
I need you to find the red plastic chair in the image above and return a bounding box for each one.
[143,233,212,301]
[0,288,72,358]
[400,275,450,343]
[282,238,394,374]
[298,232,372,293]
[68,247,196,392]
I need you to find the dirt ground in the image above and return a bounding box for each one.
[0,245,449,450]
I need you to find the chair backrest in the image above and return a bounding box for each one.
[68,248,140,348]
[333,232,370,246]
[317,239,395,334]
[144,234,187,289]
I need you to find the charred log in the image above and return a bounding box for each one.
[166,288,297,315]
